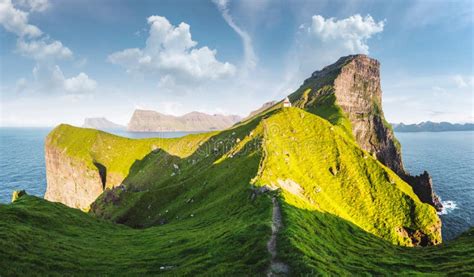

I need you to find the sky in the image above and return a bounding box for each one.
[0,0,473,127]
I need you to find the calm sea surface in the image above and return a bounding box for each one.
[0,128,472,240]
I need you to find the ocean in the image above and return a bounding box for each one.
[0,127,472,240]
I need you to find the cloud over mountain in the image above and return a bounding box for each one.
[294,14,384,77]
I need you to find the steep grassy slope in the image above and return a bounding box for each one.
[254,108,440,246]
[279,203,474,275]
[87,107,439,246]
[89,113,266,227]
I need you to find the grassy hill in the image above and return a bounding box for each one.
[85,107,440,246]
[2,107,471,275]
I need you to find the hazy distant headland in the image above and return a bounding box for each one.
[392,122,474,132]
[82,103,278,133]
[82,117,125,130]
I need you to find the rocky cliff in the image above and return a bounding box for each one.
[289,54,442,210]
[82,117,125,130]
[44,145,104,209]
[127,110,241,132]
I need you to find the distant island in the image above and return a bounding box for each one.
[83,104,278,133]
[82,117,125,130]
[127,110,242,132]
[392,121,474,132]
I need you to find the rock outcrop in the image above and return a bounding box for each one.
[404,171,443,211]
[290,54,442,210]
[127,110,241,132]
[82,117,125,130]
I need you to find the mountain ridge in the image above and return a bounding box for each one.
[127,109,242,132]
[393,121,474,132]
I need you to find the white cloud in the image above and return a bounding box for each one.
[108,15,236,84]
[308,14,384,53]
[17,38,73,60]
[32,64,97,93]
[294,14,384,78]
[64,73,97,93]
[1,0,98,96]
[0,0,42,37]
[213,0,257,72]
[14,0,49,12]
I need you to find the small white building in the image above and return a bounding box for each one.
[283,97,292,108]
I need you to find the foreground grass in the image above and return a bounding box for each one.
[0,194,271,275]
[1,195,472,275]
[280,203,474,275]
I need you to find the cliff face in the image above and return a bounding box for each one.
[44,145,105,209]
[290,54,442,210]
[332,55,404,175]
[127,110,241,132]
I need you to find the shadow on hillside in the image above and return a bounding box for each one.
[89,108,283,227]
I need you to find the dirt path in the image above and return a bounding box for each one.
[267,196,289,276]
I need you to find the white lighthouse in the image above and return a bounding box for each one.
[283,97,292,108]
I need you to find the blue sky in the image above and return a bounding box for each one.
[0,0,473,126]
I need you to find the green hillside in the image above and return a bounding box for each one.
[1,106,471,275]
[84,107,439,246]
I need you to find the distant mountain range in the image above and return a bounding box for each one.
[127,110,242,132]
[392,121,474,132]
[82,104,278,133]
[82,117,125,130]
[83,116,474,134]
